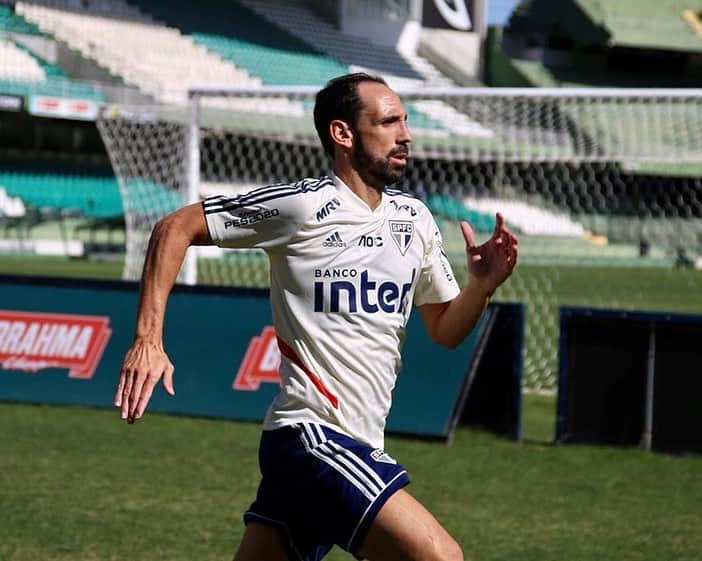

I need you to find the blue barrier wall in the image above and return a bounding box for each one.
[0,275,499,441]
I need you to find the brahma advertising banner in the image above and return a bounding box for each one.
[0,275,496,440]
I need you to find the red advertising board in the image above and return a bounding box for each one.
[0,310,111,379]
[28,95,99,121]
[233,326,281,390]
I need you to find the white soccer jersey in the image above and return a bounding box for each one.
[204,175,460,449]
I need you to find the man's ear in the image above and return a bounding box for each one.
[330,119,353,150]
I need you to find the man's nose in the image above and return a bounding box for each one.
[398,121,412,144]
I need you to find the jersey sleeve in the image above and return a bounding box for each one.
[203,184,309,250]
[413,214,461,306]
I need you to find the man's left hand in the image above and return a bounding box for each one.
[461,212,518,296]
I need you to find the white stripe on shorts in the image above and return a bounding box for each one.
[308,423,386,492]
[300,432,376,501]
[326,440,386,490]
[303,424,385,494]
[318,442,382,496]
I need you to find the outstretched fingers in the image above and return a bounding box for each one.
[115,341,175,424]
[460,220,476,250]
[118,367,134,420]
[162,366,175,397]
[493,212,505,238]
[128,370,148,421]
[501,219,519,268]
[114,370,126,408]
[502,223,519,247]
[500,229,519,272]
[132,370,162,421]
[132,362,176,420]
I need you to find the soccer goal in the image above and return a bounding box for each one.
[97,86,702,392]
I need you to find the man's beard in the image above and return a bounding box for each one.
[352,135,408,189]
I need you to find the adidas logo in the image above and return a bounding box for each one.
[322,231,346,248]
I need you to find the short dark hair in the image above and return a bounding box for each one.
[313,72,388,158]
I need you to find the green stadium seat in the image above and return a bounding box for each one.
[0,172,123,218]
[0,5,42,35]
[0,7,105,102]
[134,0,349,86]
[122,179,184,215]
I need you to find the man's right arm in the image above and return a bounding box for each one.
[114,202,212,423]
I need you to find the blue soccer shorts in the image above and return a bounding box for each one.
[243,422,410,561]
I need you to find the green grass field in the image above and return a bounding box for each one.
[0,399,699,561]
[0,255,701,559]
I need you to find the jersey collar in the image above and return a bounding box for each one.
[331,173,387,215]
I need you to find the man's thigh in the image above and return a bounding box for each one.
[357,489,463,561]
[233,522,289,561]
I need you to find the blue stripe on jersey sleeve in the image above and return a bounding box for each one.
[204,176,333,215]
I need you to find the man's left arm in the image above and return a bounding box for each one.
[419,213,518,349]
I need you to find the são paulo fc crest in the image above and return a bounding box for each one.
[389,221,414,255]
[370,449,397,464]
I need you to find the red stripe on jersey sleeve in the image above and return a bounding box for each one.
[276,336,339,409]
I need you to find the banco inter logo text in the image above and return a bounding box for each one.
[313,268,415,314]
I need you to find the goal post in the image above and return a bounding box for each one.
[97,86,702,392]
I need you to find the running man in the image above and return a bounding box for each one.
[115,73,518,561]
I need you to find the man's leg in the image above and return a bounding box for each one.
[233,522,290,561]
[357,489,464,561]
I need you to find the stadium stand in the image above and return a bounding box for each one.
[0,4,106,101]
[5,1,467,126]
[464,196,585,237]
[0,3,41,34]
[204,1,492,136]
[0,171,122,218]
[497,0,702,88]
[121,178,183,216]
[15,0,260,104]
[508,0,702,53]
[426,193,496,233]
[0,166,129,254]
[0,38,105,100]
[0,186,26,218]
[0,37,44,83]
[132,0,348,86]
[236,0,452,88]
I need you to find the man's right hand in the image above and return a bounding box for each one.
[114,339,175,423]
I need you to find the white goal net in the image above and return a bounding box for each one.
[97,87,702,392]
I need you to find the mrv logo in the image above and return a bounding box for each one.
[316,198,341,221]
[313,269,415,313]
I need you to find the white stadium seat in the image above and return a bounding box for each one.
[0,39,45,82]
[16,0,261,105]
